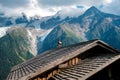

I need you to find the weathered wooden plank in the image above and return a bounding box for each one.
[17,69,21,79]
[54,75,65,80]
[59,71,81,79]
[62,70,83,77]
[51,54,117,80]
[55,73,69,80]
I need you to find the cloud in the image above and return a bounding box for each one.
[0,0,119,17]
[36,0,114,16]
[37,0,78,7]
[76,6,84,9]
[0,0,30,8]
[37,0,108,8]
[53,6,86,19]
[102,0,120,15]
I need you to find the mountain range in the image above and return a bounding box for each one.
[0,6,120,80]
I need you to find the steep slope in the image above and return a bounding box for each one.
[28,28,53,54]
[40,23,86,53]
[0,27,34,80]
[77,7,120,49]
[38,6,120,52]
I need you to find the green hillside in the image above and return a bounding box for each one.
[0,27,33,80]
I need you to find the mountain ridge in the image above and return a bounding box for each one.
[40,6,120,51]
[0,6,120,80]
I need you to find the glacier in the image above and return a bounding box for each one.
[0,27,10,38]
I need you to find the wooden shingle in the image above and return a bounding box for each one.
[7,39,120,80]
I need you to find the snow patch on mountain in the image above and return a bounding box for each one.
[103,17,113,23]
[38,28,53,41]
[27,29,37,56]
[27,28,53,56]
[0,27,10,38]
[28,28,53,41]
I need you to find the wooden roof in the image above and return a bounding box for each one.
[7,39,120,80]
[52,54,120,80]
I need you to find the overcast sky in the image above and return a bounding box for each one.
[0,0,119,17]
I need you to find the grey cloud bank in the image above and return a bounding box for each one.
[0,0,30,8]
[0,0,119,17]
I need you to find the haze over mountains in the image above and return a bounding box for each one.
[0,6,120,80]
